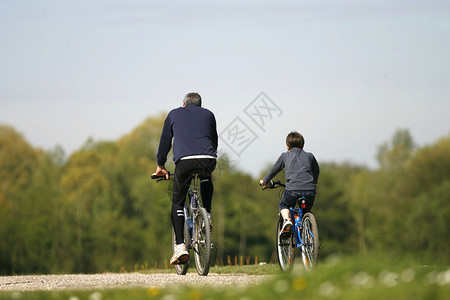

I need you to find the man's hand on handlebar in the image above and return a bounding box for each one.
[152,165,170,180]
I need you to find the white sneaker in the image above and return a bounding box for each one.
[281,219,292,233]
[170,243,189,265]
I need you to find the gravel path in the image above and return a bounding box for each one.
[0,273,273,291]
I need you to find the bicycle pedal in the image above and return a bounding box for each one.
[177,254,189,264]
[280,230,291,235]
[279,232,292,240]
[177,259,189,265]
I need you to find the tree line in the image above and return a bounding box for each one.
[0,116,448,275]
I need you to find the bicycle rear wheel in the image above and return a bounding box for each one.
[276,216,295,271]
[301,212,319,270]
[172,224,191,275]
[193,208,211,276]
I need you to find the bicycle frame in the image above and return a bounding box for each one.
[290,201,315,250]
[290,206,304,248]
[186,177,200,240]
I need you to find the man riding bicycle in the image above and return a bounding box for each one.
[152,92,218,265]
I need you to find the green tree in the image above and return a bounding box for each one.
[403,136,450,261]
[376,129,416,170]
[348,169,372,256]
[314,163,361,257]
[369,129,417,251]
[214,167,275,264]
[18,146,65,274]
[368,131,449,262]
[0,125,41,274]
[114,115,173,267]
[60,149,110,272]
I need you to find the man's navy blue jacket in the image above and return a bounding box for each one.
[156,104,218,166]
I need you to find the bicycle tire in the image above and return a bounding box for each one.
[171,224,191,275]
[301,212,319,270]
[193,207,211,276]
[276,216,295,272]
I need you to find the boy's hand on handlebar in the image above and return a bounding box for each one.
[260,179,271,187]
[152,166,170,180]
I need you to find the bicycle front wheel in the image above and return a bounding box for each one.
[276,216,295,272]
[301,212,319,270]
[193,208,211,276]
[171,223,190,275]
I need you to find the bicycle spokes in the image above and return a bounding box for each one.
[276,217,295,271]
[301,213,319,270]
[193,208,211,276]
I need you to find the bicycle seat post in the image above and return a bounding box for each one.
[192,173,199,190]
[190,173,200,210]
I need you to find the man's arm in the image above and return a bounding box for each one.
[156,115,173,167]
[211,114,218,150]
[154,115,173,180]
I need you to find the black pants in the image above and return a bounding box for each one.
[172,158,216,245]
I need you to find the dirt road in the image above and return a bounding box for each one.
[0,273,272,291]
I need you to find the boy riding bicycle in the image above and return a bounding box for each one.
[260,131,319,234]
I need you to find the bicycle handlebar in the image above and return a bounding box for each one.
[261,180,285,190]
[151,172,207,183]
[151,172,172,181]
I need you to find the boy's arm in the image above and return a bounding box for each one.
[262,154,285,184]
[311,154,320,184]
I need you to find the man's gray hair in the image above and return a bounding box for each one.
[183,93,202,107]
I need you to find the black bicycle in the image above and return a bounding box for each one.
[262,180,319,271]
[152,173,211,276]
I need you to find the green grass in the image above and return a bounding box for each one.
[1,254,449,300]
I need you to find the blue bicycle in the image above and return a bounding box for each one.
[263,180,319,271]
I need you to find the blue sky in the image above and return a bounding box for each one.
[1,0,449,177]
